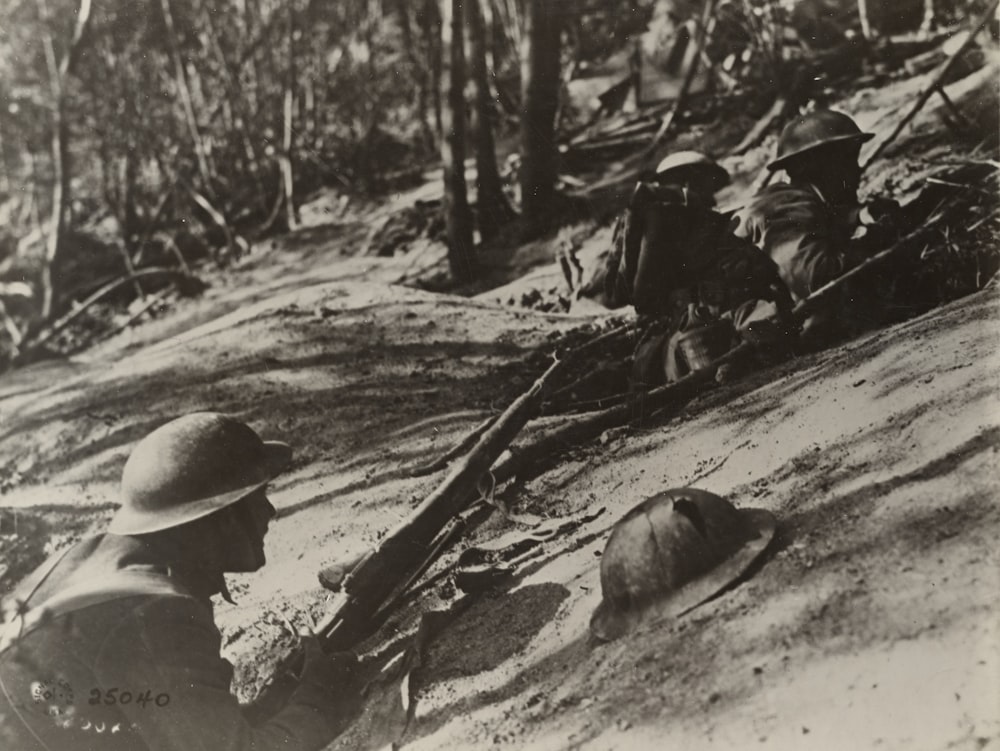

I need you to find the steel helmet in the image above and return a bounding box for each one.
[768,109,874,171]
[654,151,730,193]
[590,488,776,642]
[109,412,292,535]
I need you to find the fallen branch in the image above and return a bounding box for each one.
[75,286,175,352]
[406,322,633,477]
[862,0,998,170]
[790,201,953,321]
[18,267,194,358]
[731,95,788,156]
[182,180,248,263]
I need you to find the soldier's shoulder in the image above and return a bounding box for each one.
[753,182,822,207]
[740,182,825,223]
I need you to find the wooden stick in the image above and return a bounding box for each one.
[934,85,972,130]
[790,202,950,321]
[407,322,632,477]
[731,95,788,156]
[862,0,998,170]
[19,267,193,356]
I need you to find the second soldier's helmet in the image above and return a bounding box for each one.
[109,412,292,535]
[654,151,730,193]
[768,109,874,171]
[590,488,776,642]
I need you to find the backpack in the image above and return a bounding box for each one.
[0,547,188,751]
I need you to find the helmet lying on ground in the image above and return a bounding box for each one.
[590,487,776,642]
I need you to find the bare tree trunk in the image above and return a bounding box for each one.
[310,25,326,154]
[243,0,262,119]
[518,0,561,239]
[440,0,477,281]
[303,77,317,146]
[119,144,146,300]
[23,152,44,232]
[395,0,436,153]
[203,4,269,213]
[425,0,444,141]
[279,0,299,230]
[467,0,514,241]
[857,0,873,40]
[0,120,10,194]
[159,0,214,192]
[36,0,93,321]
[39,92,67,320]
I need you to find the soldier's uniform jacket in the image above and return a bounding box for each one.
[605,182,790,323]
[733,181,858,305]
[604,182,793,385]
[0,534,347,751]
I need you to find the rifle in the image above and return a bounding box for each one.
[316,355,570,651]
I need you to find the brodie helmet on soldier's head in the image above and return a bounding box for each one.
[109,412,292,536]
[590,487,776,642]
[768,109,874,172]
[653,151,731,193]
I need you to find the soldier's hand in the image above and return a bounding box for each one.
[853,197,902,252]
[864,196,902,224]
[297,634,358,688]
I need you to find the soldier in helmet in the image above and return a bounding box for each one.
[734,108,899,340]
[0,413,358,751]
[604,151,794,387]
[604,150,731,312]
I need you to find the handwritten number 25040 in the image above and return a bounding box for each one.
[88,688,170,708]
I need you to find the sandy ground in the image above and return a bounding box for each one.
[0,44,998,751]
[396,287,1000,751]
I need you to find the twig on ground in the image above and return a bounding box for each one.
[19,267,194,359]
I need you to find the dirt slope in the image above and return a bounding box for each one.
[393,288,999,751]
[0,41,997,751]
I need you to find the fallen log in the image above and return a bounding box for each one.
[570,132,658,154]
[17,267,195,360]
[569,117,659,148]
[66,287,175,355]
